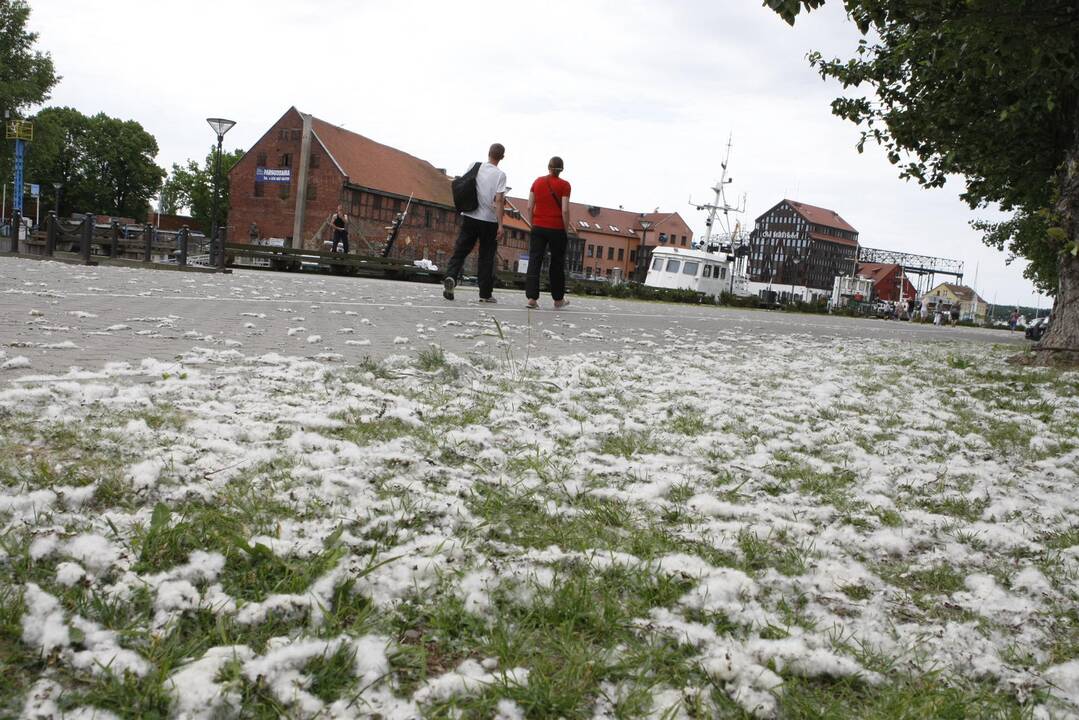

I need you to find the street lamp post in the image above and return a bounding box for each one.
[52,182,61,218]
[635,219,655,282]
[206,118,236,270]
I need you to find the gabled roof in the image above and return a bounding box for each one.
[809,231,857,248]
[856,262,899,284]
[931,283,987,305]
[307,112,454,207]
[788,199,858,234]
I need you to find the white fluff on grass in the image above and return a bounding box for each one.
[1,355,31,370]
[413,659,529,704]
[167,645,256,720]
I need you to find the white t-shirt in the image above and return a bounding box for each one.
[462,162,507,223]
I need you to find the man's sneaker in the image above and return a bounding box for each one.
[553,299,570,309]
[526,299,539,309]
[442,276,455,300]
[478,296,498,304]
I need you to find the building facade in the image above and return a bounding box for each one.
[228,107,462,266]
[746,199,859,294]
[924,282,989,323]
[855,262,917,303]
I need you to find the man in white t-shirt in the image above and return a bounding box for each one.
[443,143,507,302]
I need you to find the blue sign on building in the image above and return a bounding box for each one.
[255,167,291,184]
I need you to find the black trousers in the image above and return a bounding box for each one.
[332,229,349,254]
[526,227,567,301]
[446,215,498,298]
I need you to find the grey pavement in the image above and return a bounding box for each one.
[1,257,1025,381]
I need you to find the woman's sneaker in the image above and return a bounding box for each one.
[442,276,455,300]
[553,299,570,309]
[526,299,539,309]
[478,297,498,303]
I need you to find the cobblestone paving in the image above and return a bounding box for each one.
[1,257,1024,382]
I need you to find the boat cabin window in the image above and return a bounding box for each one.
[682,261,699,276]
[666,259,681,273]
[652,257,664,271]
[703,265,712,278]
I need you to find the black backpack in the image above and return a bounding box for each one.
[451,162,481,213]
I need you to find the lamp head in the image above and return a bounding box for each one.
[206,117,236,141]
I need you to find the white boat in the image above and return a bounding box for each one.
[644,135,751,298]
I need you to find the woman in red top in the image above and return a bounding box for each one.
[526,157,571,309]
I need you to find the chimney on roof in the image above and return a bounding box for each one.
[588,206,601,217]
[436,168,446,175]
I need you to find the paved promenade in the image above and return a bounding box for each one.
[1,257,1023,380]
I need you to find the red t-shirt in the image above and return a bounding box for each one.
[530,175,572,229]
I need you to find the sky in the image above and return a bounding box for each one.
[26,0,1048,309]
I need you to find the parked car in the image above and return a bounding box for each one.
[1025,316,1050,341]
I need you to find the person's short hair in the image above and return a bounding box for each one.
[549,156,564,171]
[489,143,505,160]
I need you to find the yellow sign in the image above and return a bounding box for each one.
[5,120,33,141]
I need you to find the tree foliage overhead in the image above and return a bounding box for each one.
[159,146,244,234]
[765,0,1079,291]
[0,0,58,121]
[26,107,165,221]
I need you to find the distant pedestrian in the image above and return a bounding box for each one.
[934,305,943,326]
[950,304,960,326]
[330,205,349,254]
[1009,309,1019,331]
[525,156,572,310]
[443,143,507,303]
[249,222,259,242]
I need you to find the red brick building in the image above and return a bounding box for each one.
[227,107,461,265]
[856,262,917,303]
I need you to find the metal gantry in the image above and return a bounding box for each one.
[857,246,964,295]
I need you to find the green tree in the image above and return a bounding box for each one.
[766,0,1079,364]
[25,107,164,221]
[0,0,59,191]
[159,146,244,234]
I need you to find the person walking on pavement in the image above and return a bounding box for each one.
[330,205,349,254]
[443,143,507,303]
[525,156,572,309]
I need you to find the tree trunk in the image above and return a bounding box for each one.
[1032,118,1079,366]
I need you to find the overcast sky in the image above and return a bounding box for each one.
[28,0,1047,309]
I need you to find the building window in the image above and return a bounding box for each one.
[291,129,301,141]
[307,183,317,200]
[280,153,292,168]
[587,245,594,257]
[681,235,687,246]
[586,266,592,275]
[720,267,727,279]
[666,259,681,273]
[630,250,636,262]
[257,152,267,166]
[617,248,624,261]
[652,257,664,271]
[596,245,603,257]
[606,268,612,277]
[682,261,699,276]
[425,209,432,228]
[607,247,614,260]
[310,153,320,169]
[254,181,264,198]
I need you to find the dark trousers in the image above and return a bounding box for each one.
[332,230,349,254]
[446,215,498,298]
[526,227,567,301]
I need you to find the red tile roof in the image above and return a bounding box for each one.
[505,196,691,241]
[309,113,454,207]
[809,231,857,248]
[856,262,899,283]
[788,199,858,234]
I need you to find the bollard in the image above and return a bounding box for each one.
[178,225,188,266]
[11,209,22,253]
[81,214,93,265]
[143,224,152,262]
[110,221,120,258]
[46,212,57,256]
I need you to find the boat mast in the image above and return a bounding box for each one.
[691,134,746,293]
